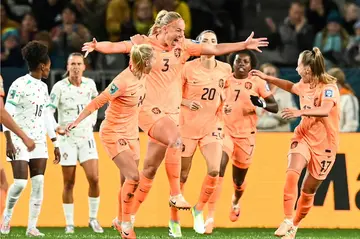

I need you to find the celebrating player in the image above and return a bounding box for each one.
[82,10,269,218]
[0,75,35,215]
[47,53,103,234]
[210,50,278,232]
[67,44,154,239]
[250,47,340,239]
[1,41,61,237]
[168,30,232,236]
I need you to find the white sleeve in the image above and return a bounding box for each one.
[341,95,359,132]
[2,103,17,132]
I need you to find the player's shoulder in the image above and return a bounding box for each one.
[11,75,30,87]
[216,61,232,73]
[184,58,200,68]
[82,76,96,85]
[53,78,69,88]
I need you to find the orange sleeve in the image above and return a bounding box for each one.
[321,84,338,105]
[85,80,127,113]
[184,39,202,57]
[122,41,134,53]
[258,78,272,99]
[291,81,303,96]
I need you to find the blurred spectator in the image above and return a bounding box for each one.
[256,63,298,132]
[260,1,314,66]
[51,5,91,59]
[120,0,153,39]
[1,28,24,68]
[314,11,349,67]
[71,0,109,40]
[345,20,360,66]
[342,2,359,35]
[34,31,66,69]
[328,67,359,132]
[306,0,339,33]
[4,0,32,22]
[106,0,131,41]
[32,0,69,31]
[19,13,38,46]
[1,3,20,35]
[153,0,191,37]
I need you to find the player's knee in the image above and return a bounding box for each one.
[88,175,99,188]
[12,179,28,194]
[302,187,317,195]
[233,178,245,187]
[64,180,75,191]
[142,166,157,179]
[128,171,140,182]
[180,170,189,183]
[208,170,219,177]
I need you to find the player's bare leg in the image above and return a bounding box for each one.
[229,165,248,222]
[0,168,9,217]
[82,160,103,233]
[62,166,76,234]
[275,153,307,237]
[113,150,140,238]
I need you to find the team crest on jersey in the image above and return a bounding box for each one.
[109,83,119,95]
[63,153,68,160]
[245,82,253,90]
[174,48,181,58]
[119,139,127,146]
[152,107,161,114]
[291,141,298,149]
[219,79,225,88]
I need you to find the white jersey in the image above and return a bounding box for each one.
[4,74,50,143]
[48,77,98,138]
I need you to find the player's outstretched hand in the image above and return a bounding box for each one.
[56,126,68,136]
[244,32,269,53]
[23,136,35,152]
[282,108,301,120]
[66,122,78,132]
[224,104,232,115]
[6,141,16,160]
[53,147,61,164]
[249,69,268,80]
[82,38,97,58]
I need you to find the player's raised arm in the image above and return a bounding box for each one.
[82,38,134,56]
[250,69,295,94]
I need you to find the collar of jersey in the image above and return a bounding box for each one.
[66,77,85,86]
[26,74,41,84]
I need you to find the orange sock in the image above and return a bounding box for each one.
[121,179,138,222]
[233,180,247,200]
[170,182,184,222]
[284,170,300,219]
[293,191,315,226]
[132,172,153,215]
[0,189,7,216]
[207,176,224,219]
[165,147,181,196]
[195,175,218,211]
[117,189,122,221]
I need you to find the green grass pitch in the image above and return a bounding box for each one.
[4,227,360,239]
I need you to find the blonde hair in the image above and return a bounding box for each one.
[259,63,279,76]
[328,67,354,92]
[300,47,337,85]
[130,44,154,78]
[148,10,182,35]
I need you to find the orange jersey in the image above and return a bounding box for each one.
[180,58,232,138]
[85,68,146,140]
[126,36,202,114]
[292,80,340,155]
[223,75,272,138]
[0,76,4,97]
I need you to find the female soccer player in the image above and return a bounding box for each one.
[250,47,340,239]
[167,30,232,236]
[208,50,278,233]
[48,53,103,234]
[67,44,155,239]
[1,41,61,237]
[82,11,268,216]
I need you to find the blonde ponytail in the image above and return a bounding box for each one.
[130,44,154,78]
[148,10,182,36]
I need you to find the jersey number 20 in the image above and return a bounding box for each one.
[201,88,216,100]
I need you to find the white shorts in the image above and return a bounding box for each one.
[59,134,99,166]
[6,140,48,162]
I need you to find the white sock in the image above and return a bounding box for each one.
[4,179,27,217]
[88,197,100,220]
[62,204,74,226]
[28,175,44,229]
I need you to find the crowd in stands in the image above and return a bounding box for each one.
[1,0,359,131]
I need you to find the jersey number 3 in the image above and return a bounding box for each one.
[162,59,169,72]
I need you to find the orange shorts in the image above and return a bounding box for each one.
[139,105,179,136]
[223,134,255,169]
[100,132,140,160]
[181,127,223,157]
[288,139,336,180]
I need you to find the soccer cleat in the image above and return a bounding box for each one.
[281,226,298,239]
[26,228,45,237]
[169,194,191,210]
[0,215,11,234]
[191,206,205,234]
[168,220,182,238]
[112,218,122,233]
[204,218,214,234]
[89,218,104,233]
[65,225,75,234]
[121,222,136,239]
[229,204,240,222]
[274,219,293,237]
